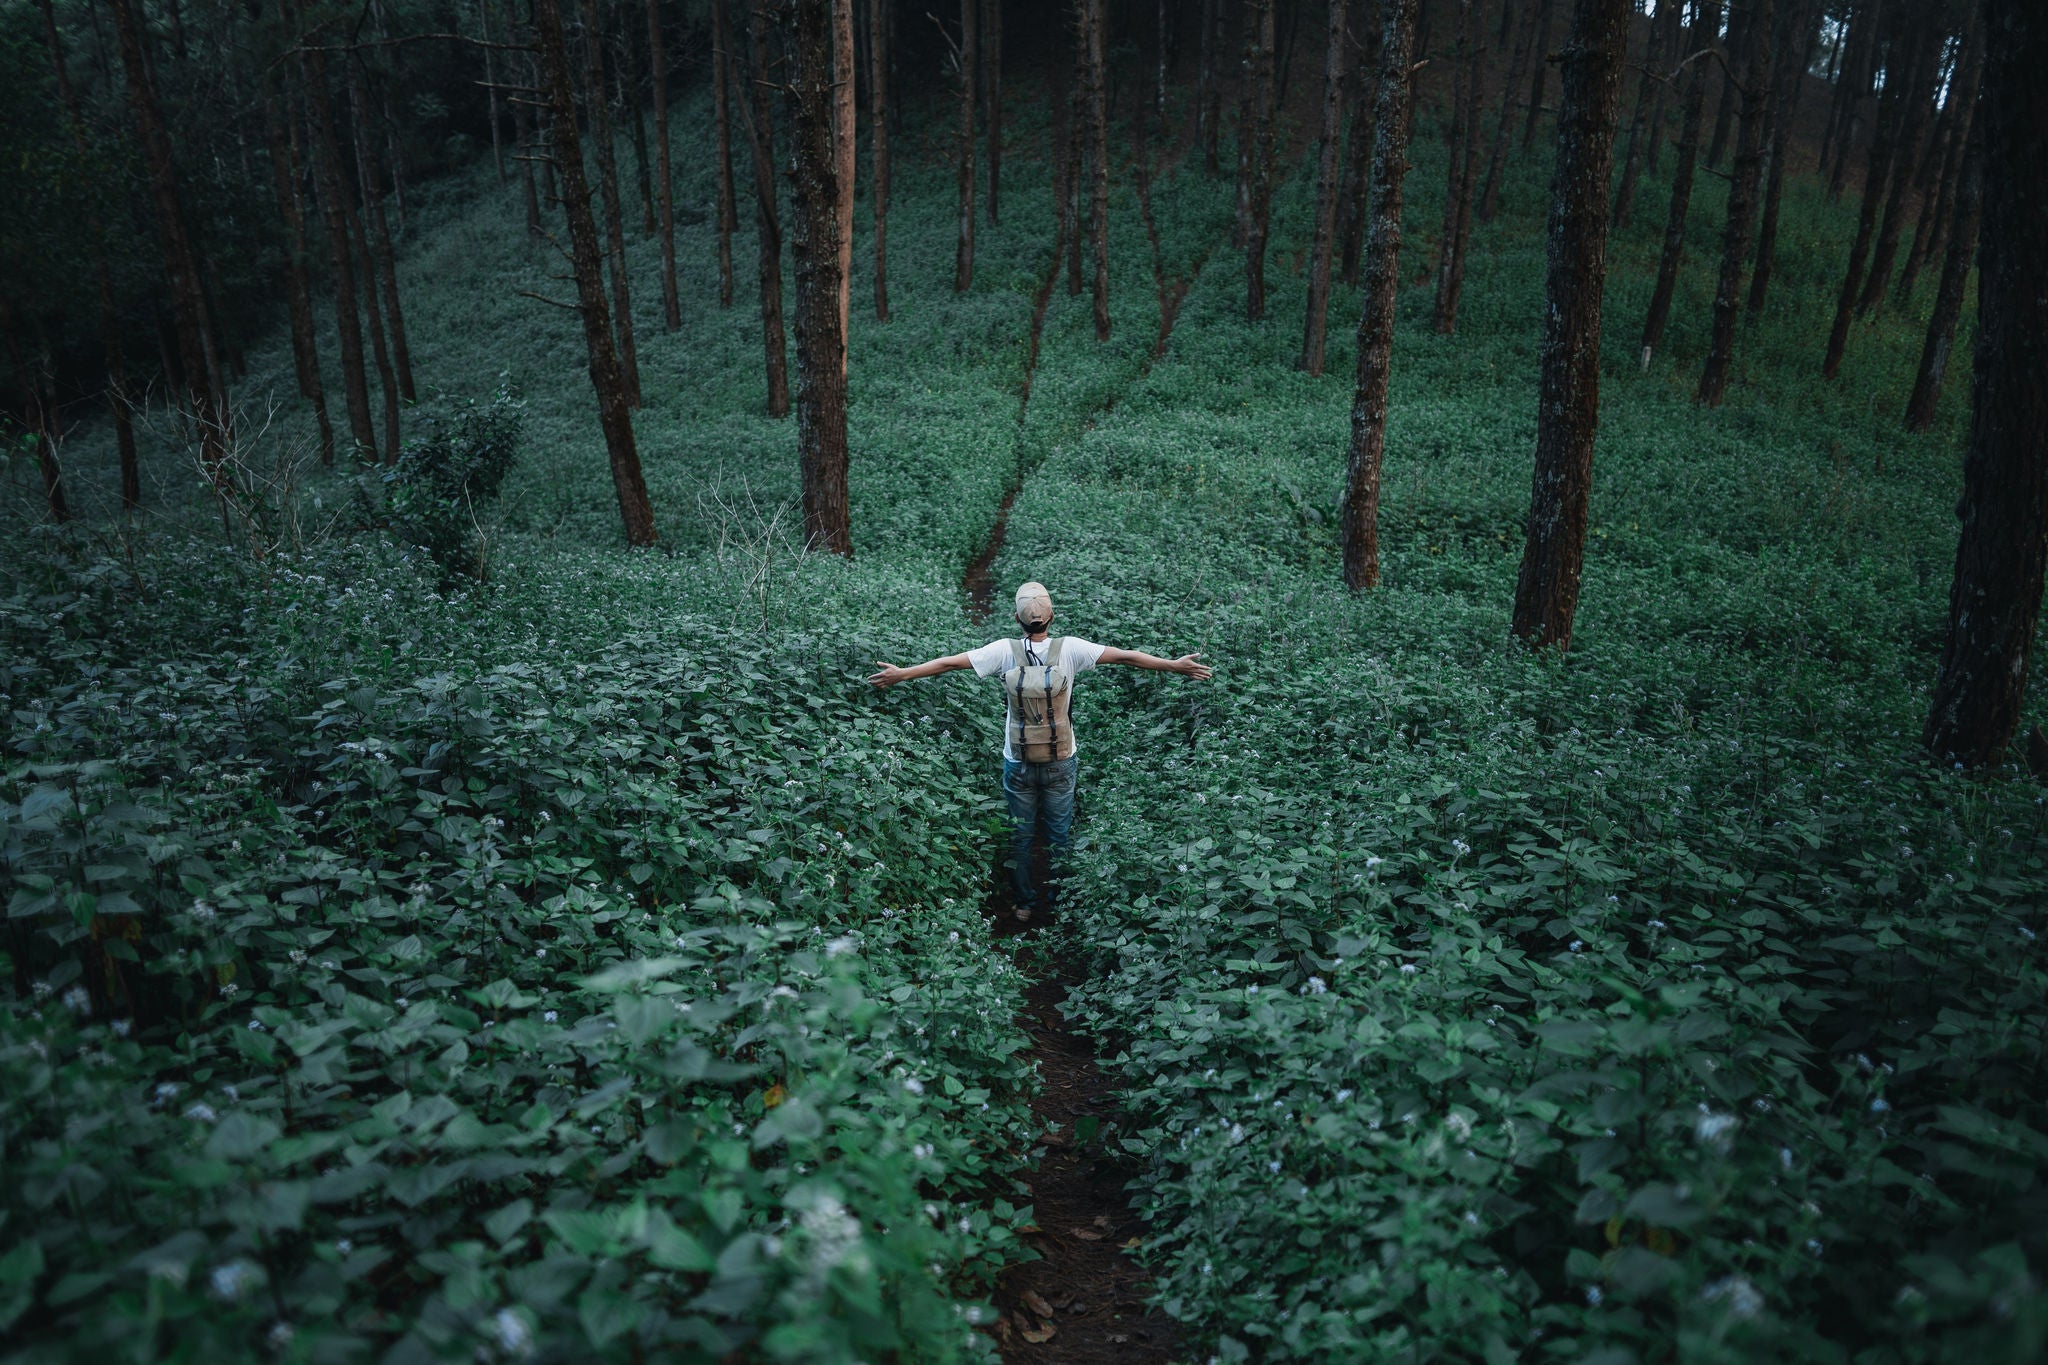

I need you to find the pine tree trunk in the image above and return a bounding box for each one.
[832,0,855,348]
[346,177,403,462]
[1903,97,1980,432]
[482,0,506,182]
[1510,0,1630,649]
[657,0,686,323]
[1336,0,1382,282]
[579,0,642,408]
[1899,21,1977,306]
[110,0,228,472]
[1069,25,1087,297]
[743,0,791,416]
[1638,0,1720,369]
[1705,0,1746,168]
[984,0,1003,224]
[1826,0,1881,200]
[1923,0,2048,766]
[955,0,977,294]
[1086,0,1111,339]
[515,54,544,237]
[1696,0,1772,406]
[1242,0,1276,322]
[1339,0,1420,591]
[1821,5,1906,379]
[1746,0,1814,315]
[1052,15,1079,291]
[1301,0,1348,376]
[786,0,853,555]
[1433,0,1485,334]
[7,324,71,523]
[1644,0,1683,173]
[535,0,658,545]
[1478,0,1537,222]
[294,9,377,460]
[351,63,416,404]
[1521,0,1558,149]
[263,94,336,465]
[1609,0,1663,230]
[868,0,892,320]
[1856,14,1938,315]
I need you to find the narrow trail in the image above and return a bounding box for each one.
[958,153,1227,1365]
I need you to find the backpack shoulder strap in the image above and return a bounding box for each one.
[1047,637,1065,668]
[1008,638,1027,669]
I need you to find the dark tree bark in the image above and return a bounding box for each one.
[1302,0,1349,375]
[535,0,658,545]
[1705,0,1747,168]
[110,0,228,472]
[294,5,376,460]
[1856,13,1940,315]
[621,37,657,235]
[1644,0,1684,173]
[1339,0,1421,591]
[1825,0,1882,200]
[482,0,506,183]
[579,0,642,408]
[743,0,791,416]
[955,0,978,293]
[1085,0,1111,338]
[1609,0,1665,230]
[1052,12,1081,294]
[344,158,403,463]
[1696,0,1772,406]
[657,0,687,323]
[514,54,544,236]
[1336,0,1383,280]
[1899,21,1978,306]
[984,0,1003,223]
[1199,0,1223,174]
[1432,0,1485,334]
[1521,0,1558,149]
[1511,0,1630,649]
[350,62,416,404]
[263,95,336,465]
[1241,0,1277,322]
[38,0,143,497]
[1638,0,1721,369]
[1903,108,1980,432]
[6,321,70,523]
[869,0,892,320]
[833,0,855,347]
[1478,0,1537,222]
[1821,3,1907,378]
[1924,0,2048,766]
[785,0,853,555]
[1747,0,1818,314]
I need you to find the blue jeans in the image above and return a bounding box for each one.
[1002,757,1078,907]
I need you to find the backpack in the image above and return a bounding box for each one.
[1003,637,1075,762]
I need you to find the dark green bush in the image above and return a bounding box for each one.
[383,383,524,581]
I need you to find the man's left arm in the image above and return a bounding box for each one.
[1097,647,1212,680]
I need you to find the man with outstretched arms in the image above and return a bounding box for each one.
[867,582,1212,920]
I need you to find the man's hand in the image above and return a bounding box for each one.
[867,662,909,689]
[1173,652,1213,680]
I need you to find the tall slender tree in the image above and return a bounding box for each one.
[984,0,1003,223]
[1609,0,1666,229]
[579,0,642,407]
[743,0,791,416]
[869,0,892,320]
[482,0,507,182]
[1638,0,1721,368]
[1903,107,1980,433]
[1241,0,1277,321]
[294,0,376,460]
[1895,24,1970,305]
[1511,0,1630,649]
[1339,0,1420,591]
[513,53,544,236]
[1856,11,1941,314]
[1747,0,1819,314]
[534,0,657,545]
[832,0,855,349]
[785,0,853,554]
[262,94,336,466]
[1432,0,1485,334]
[1084,0,1110,338]
[1696,0,1773,406]
[1336,0,1383,281]
[110,0,228,471]
[1302,0,1349,375]
[955,0,978,291]
[656,0,686,323]
[350,60,415,403]
[1199,0,1223,173]
[1521,0,1558,148]
[1924,0,2047,766]
[1478,0,1539,222]
[1821,1,1907,377]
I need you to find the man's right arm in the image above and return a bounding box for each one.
[867,653,973,688]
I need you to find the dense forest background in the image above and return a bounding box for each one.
[2,0,2045,1359]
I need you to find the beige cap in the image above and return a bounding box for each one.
[1014,581,1053,627]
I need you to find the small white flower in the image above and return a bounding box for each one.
[209,1259,258,1300]
[62,986,90,1015]
[154,1082,182,1103]
[1870,1098,1890,1113]
[1399,963,1418,976]
[1302,976,1327,995]
[1268,1160,1282,1173]
[1364,855,1384,868]
[1703,1276,1764,1317]
[1246,984,1259,995]
[903,1077,925,1095]
[111,1019,132,1038]
[1568,940,1584,952]
[1585,1285,1603,1306]
[1228,1123,1246,1145]
[396,997,410,1008]
[492,1308,533,1357]
[190,901,217,923]
[248,1018,266,1031]
[185,1102,219,1122]
[1694,1107,1739,1154]
[1647,919,1667,931]
[543,1010,558,1023]
[1334,1089,1353,1102]
[535,947,546,958]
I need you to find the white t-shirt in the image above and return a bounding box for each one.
[967,635,1107,760]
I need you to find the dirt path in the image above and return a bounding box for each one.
[956,136,1227,1364]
